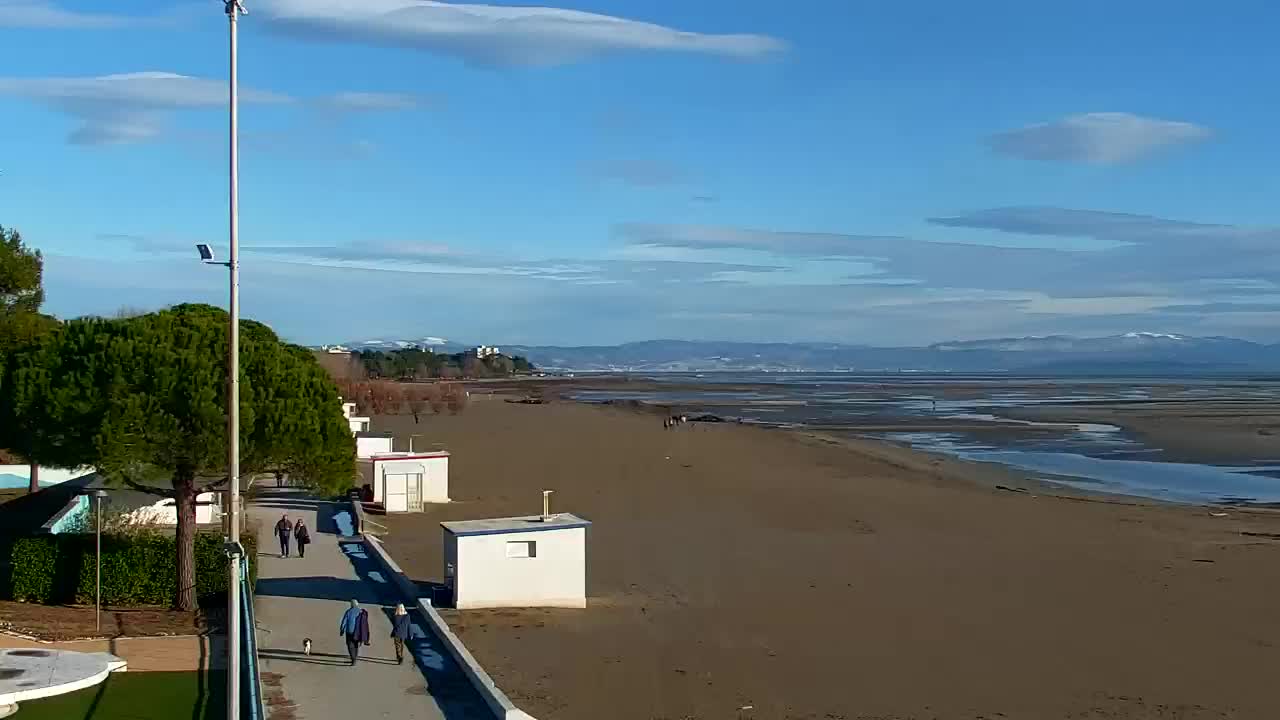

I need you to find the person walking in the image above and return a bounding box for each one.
[339,599,370,665]
[293,518,311,559]
[274,514,292,558]
[390,603,411,665]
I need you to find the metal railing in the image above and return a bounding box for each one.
[239,560,265,720]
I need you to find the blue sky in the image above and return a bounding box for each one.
[3,0,1279,346]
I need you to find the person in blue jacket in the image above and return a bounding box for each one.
[339,599,370,665]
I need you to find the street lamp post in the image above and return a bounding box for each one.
[92,489,108,634]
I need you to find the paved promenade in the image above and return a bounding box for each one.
[249,490,492,720]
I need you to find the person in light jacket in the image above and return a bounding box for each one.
[390,603,411,664]
[339,599,370,665]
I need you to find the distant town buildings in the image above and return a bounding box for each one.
[472,345,500,359]
[322,345,352,354]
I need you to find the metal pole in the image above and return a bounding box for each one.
[95,494,102,634]
[226,2,243,718]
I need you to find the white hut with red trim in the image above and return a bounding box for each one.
[360,451,449,512]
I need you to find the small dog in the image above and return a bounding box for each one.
[302,638,312,656]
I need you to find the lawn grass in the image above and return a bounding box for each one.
[14,670,226,720]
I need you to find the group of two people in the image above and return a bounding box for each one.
[339,600,413,665]
[273,514,311,558]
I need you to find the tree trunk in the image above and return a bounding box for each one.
[28,463,38,494]
[173,473,199,611]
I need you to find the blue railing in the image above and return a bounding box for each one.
[240,560,265,720]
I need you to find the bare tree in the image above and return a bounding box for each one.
[442,383,469,415]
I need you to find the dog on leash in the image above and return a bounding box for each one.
[302,638,312,656]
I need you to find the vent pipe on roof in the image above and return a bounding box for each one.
[541,489,553,521]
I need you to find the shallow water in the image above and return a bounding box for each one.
[885,431,1280,504]
[571,373,1280,505]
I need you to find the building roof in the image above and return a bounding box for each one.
[442,513,591,538]
[355,431,394,439]
[0,473,96,535]
[370,451,450,460]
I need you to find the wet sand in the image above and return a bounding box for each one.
[377,396,1280,720]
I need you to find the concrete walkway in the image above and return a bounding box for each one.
[249,489,493,720]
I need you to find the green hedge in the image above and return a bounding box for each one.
[7,530,257,606]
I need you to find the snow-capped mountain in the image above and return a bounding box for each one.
[325,334,1280,372]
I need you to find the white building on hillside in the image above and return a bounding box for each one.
[472,345,500,359]
[442,505,590,609]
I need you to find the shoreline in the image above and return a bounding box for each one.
[375,396,1280,720]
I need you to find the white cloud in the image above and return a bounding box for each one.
[617,223,902,257]
[0,72,291,145]
[256,0,784,66]
[0,0,133,28]
[987,112,1211,164]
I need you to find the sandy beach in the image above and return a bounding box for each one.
[377,394,1280,720]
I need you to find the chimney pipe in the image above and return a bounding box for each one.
[541,490,553,521]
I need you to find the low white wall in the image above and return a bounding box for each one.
[455,527,586,609]
[361,535,538,720]
[125,492,218,525]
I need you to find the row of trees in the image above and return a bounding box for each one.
[353,348,533,381]
[339,379,468,421]
[0,226,356,610]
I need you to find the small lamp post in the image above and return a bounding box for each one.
[91,489,108,633]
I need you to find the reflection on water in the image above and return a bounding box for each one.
[570,372,1280,506]
[888,431,1280,505]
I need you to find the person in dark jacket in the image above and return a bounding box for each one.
[293,518,311,558]
[274,515,291,558]
[390,603,411,664]
[339,599,370,665]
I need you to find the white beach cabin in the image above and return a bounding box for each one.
[355,431,395,459]
[340,401,370,435]
[442,509,591,609]
[365,451,449,512]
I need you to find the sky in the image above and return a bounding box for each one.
[3,0,1279,347]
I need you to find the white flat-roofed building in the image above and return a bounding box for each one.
[355,431,394,459]
[442,513,590,609]
[340,400,370,435]
[361,451,449,512]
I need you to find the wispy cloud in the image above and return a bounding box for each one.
[928,206,1279,250]
[617,223,904,258]
[986,112,1212,164]
[0,0,134,28]
[0,72,290,145]
[256,0,785,66]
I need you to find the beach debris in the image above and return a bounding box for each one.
[995,484,1030,494]
[1209,512,1229,517]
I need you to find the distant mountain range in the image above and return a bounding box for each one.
[337,333,1280,373]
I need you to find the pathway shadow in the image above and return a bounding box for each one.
[337,542,495,720]
[255,576,383,605]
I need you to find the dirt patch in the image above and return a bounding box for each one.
[0,599,217,641]
[261,671,297,720]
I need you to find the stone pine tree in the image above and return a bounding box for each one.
[0,303,356,610]
[0,225,57,348]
